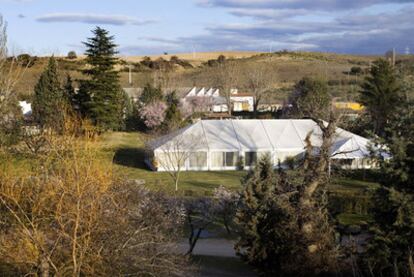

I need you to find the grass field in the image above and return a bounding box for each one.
[100,131,379,228]
[100,132,379,198]
[100,132,246,195]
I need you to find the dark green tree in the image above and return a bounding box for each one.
[139,83,163,105]
[0,98,22,148]
[289,77,331,119]
[67,51,77,59]
[163,91,182,130]
[235,155,300,274]
[63,74,77,109]
[78,27,124,130]
[364,100,414,276]
[236,117,340,275]
[360,59,402,136]
[32,57,64,131]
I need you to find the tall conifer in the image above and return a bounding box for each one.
[32,57,64,131]
[360,59,401,136]
[78,27,124,130]
[163,91,182,130]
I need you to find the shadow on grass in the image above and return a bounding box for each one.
[113,147,150,171]
[186,181,220,190]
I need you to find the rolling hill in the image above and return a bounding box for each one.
[13,50,411,104]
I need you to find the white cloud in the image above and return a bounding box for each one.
[36,13,156,26]
[199,0,414,11]
[188,0,414,54]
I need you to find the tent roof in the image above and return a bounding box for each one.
[149,119,375,158]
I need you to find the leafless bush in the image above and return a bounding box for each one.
[0,131,192,276]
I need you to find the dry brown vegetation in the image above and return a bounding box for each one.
[121,51,261,65]
[11,50,384,104]
[0,122,192,276]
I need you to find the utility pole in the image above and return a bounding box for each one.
[392,47,396,67]
[128,64,133,86]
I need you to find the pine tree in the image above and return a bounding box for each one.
[32,57,64,131]
[360,59,402,136]
[236,119,340,275]
[163,91,182,130]
[364,100,414,276]
[63,74,77,110]
[235,155,299,274]
[78,27,124,130]
[139,83,163,105]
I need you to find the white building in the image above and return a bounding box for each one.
[147,119,379,172]
[182,87,254,113]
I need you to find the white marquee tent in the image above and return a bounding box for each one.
[146,119,378,171]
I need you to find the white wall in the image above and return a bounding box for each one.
[230,96,254,112]
[152,150,377,172]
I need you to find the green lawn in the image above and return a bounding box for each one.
[330,178,379,194]
[100,132,380,197]
[99,132,245,195]
[337,213,373,226]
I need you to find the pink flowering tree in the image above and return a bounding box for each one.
[139,101,167,129]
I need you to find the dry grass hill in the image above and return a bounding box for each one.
[14,50,405,104]
[121,51,262,66]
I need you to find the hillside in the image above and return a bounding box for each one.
[13,50,411,103]
[121,51,262,66]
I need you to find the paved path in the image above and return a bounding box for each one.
[177,238,237,257]
[177,238,258,277]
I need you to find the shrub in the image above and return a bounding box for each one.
[67,51,77,59]
[350,66,363,75]
[16,53,37,67]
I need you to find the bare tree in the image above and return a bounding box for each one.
[0,16,27,149]
[153,130,203,191]
[152,62,178,93]
[0,16,26,109]
[297,111,341,270]
[0,129,192,276]
[213,61,240,115]
[243,63,273,115]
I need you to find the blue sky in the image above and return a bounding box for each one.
[1,0,414,55]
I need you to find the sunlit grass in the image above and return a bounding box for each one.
[100,131,380,197]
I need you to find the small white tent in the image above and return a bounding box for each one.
[147,119,378,171]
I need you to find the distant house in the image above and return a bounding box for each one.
[230,89,254,112]
[147,119,382,172]
[333,101,364,120]
[182,87,254,113]
[333,102,364,112]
